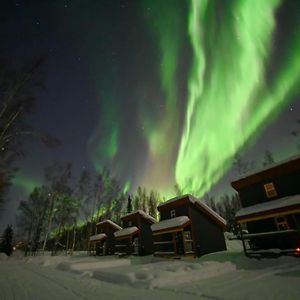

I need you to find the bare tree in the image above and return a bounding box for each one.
[17,186,51,254]
[262,150,275,168]
[0,57,60,209]
[233,154,255,176]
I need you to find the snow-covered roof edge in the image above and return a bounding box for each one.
[157,194,197,208]
[157,194,226,227]
[151,216,191,232]
[114,226,139,238]
[96,219,122,230]
[231,154,300,184]
[236,194,300,219]
[194,201,227,227]
[89,233,107,241]
[122,210,157,224]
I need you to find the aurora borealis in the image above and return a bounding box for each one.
[1,0,300,228]
[176,0,300,195]
[88,0,300,196]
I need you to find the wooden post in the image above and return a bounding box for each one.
[172,232,177,255]
[239,224,248,256]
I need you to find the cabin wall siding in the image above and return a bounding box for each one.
[96,223,119,255]
[160,204,189,221]
[246,218,276,234]
[190,208,226,256]
[239,169,300,207]
[121,214,154,256]
[139,218,154,255]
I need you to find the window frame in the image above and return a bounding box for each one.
[263,182,278,198]
[170,209,176,218]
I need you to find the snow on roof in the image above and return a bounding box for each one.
[151,216,190,232]
[96,219,122,230]
[157,194,197,208]
[194,201,227,227]
[122,210,157,224]
[232,154,300,184]
[236,194,300,219]
[89,233,107,241]
[157,194,226,227]
[114,226,139,238]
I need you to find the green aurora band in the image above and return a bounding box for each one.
[139,1,184,191]
[175,0,300,196]
[86,0,300,198]
[12,175,41,195]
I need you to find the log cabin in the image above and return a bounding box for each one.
[231,155,300,256]
[89,220,122,255]
[114,210,157,256]
[151,194,227,257]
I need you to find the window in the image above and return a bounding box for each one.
[170,209,176,218]
[275,216,289,231]
[264,182,277,198]
[128,221,132,227]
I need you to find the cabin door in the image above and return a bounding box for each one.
[133,237,139,255]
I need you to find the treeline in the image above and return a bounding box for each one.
[16,161,162,253]
[205,194,241,234]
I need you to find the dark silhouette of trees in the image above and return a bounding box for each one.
[127,195,133,213]
[0,225,13,256]
[291,119,300,149]
[233,154,256,176]
[262,150,275,168]
[0,57,60,210]
[205,193,241,234]
[18,186,51,253]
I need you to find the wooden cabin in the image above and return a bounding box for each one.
[89,220,122,255]
[114,210,157,256]
[231,155,300,256]
[151,194,227,257]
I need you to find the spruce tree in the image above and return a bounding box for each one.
[127,195,133,213]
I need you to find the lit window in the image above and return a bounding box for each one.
[264,182,277,198]
[170,210,176,218]
[275,216,289,231]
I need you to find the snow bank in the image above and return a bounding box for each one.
[0,253,8,261]
[91,260,236,289]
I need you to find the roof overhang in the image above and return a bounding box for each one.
[157,195,226,229]
[121,210,157,224]
[157,194,195,211]
[89,233,107,242]
[151,216,191,235]
[236,195,300,223]
[96,219,122,230]
[114,226,139,239]
[231,155,300,191]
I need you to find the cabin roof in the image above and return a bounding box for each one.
[89,233,107,241]
[157,194,197,209]
[96,219,122,230]
[158,194,226,228]
[235,194,300,223]
[151,216,191,234]
[114,226,139,238]
[231,154,300,190]
[193,201,227,228]
[121,210,157,224]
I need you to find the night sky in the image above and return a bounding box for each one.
[1,0,300,229]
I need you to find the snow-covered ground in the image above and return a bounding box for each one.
[1,239,300,299]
